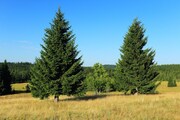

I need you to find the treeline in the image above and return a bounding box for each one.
[104,64,180,82]
[86,65,180,82]
[2,63,180,83]
[0,63,115,84]
[0,62,32,83]
[156,64,180,82]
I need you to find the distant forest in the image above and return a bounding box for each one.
[103,64,180,82]
[1,62,180,83]
[156,64,180,81]
[0,62,32,83]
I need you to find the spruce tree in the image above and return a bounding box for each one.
[30,8,85,101]
[0,65,3,95]
[0,60,12,95]
[115,18,159,95]
[167,76,177,87]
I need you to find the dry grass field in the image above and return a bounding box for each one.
[0,82,180,120]
[12,83,28,91]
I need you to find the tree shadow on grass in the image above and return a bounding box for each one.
[62,94,108,101]
[11,90,30,94]
[62,92,162,101]
[62,93,121,101]
[0,90,30,97]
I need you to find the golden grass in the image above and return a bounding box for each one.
[0,82,179,120]
[12,83,28,91]
[157,81,180,93]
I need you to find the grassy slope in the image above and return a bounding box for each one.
[0,82,179,120]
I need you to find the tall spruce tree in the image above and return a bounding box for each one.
[0,60,12,95]
[115,18,159,95]
[30,8,85,101]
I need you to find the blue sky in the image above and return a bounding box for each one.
[0,0,180,66]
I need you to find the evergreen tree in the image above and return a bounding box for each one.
[167,76,177,87]
[0,60,12,95]
[86,63,112,94]
[30,8,85,101]
[0,65,3,95]
[115,18,159,95]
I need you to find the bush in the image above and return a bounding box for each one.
[167,76,177,87]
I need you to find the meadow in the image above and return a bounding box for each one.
[0,82,180,120]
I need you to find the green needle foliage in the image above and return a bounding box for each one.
[0,60,12,95]
[167,76,177,87]
[30,8,85,100]
[115,18,159,95]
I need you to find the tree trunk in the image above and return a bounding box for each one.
[54,95,59,102]
[134,92,138,95]
[134,87,139,95]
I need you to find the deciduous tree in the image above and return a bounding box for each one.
[86,63,113,94]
